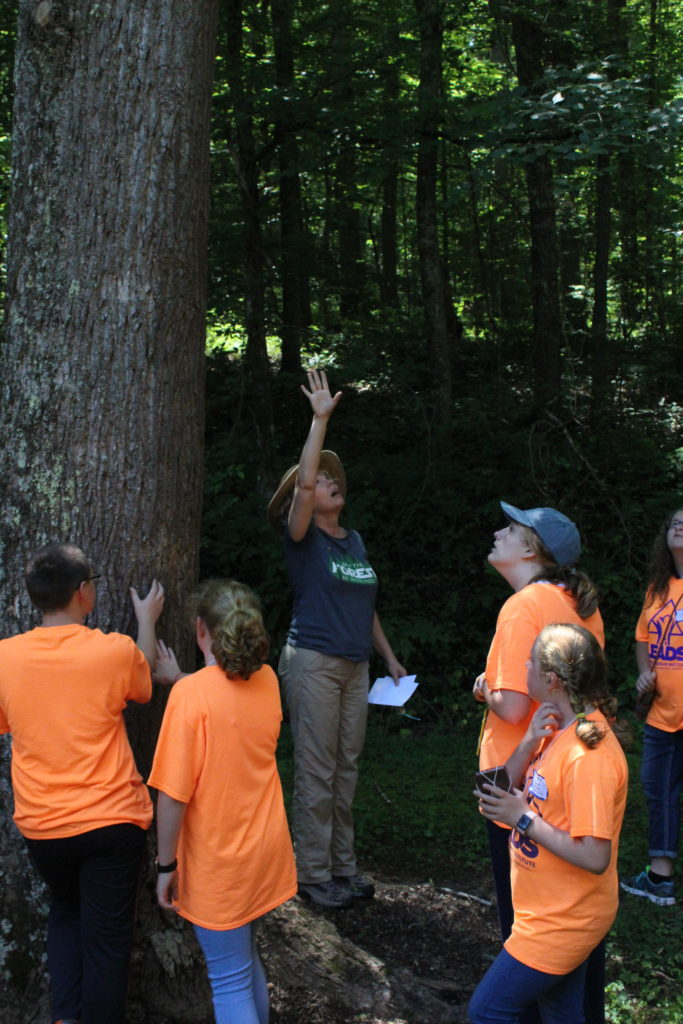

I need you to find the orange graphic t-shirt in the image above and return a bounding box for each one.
[0,624,153,838]
[506,711,628,975]
[635,577,683,732]
[148,664,297,930]
[480,583,604,770]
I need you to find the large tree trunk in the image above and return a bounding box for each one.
[0,1,218,1019]
[414,0,452,430]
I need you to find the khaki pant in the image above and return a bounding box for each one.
[279,644,369,884]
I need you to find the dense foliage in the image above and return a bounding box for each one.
[199,0,683,721]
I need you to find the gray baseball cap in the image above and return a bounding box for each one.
[500,501,581,566]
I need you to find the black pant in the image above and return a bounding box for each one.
[25,823,147,1024]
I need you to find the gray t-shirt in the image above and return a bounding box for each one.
[284,524,378,662]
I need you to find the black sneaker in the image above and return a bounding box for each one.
[298,879,353,908]
[620,868,675,906]
[333,873,375,899]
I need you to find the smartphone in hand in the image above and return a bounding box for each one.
[474,765,512,795]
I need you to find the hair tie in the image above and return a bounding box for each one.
[576,711,586,720]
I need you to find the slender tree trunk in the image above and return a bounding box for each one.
[380,22,400,307]
[590,153,612,400]
[510,7,564,410]
[223,0,275,469]
[0,2,218,1019]
[272,0,310,374]
[414,0,452,428]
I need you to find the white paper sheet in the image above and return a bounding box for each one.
[368,674,418,707]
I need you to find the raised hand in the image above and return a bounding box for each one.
[301,368,342,420]
[130,579,165,626]
[153,639,183,686]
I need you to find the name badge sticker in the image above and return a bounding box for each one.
[529,770,548,801]
[676,610,683,622]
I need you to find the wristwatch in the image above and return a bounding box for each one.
[514,811,537,836]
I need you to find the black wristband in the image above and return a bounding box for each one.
[156,857,178,874]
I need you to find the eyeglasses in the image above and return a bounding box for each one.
[83,574,101,583]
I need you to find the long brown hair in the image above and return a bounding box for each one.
[645,504,683,607]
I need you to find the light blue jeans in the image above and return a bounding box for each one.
[194,920,268,1024]
[468,948,587,1024]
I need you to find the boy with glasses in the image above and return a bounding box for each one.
[0,543,165,1024]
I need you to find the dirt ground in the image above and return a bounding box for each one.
[269,864,500,1024]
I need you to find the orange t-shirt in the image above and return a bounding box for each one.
[479,583,605,769]
[506,712,628,975]
[0,624,152,838]
[148,664,297,930]
[635,577,683,732]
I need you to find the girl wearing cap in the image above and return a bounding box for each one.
[149,580,296,1024]
[473,502,605,1023]
[268,369,406,909]
[470,623,627,1024]
[621,504,683,907]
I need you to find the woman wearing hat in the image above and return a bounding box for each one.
[268,369,406,909]
[473,502,605,1023]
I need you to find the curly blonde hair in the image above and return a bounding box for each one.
[189,579,269,680]
[533,623,616,749]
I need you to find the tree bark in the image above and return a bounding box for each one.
[0,1,218,1018]
[414,0,452,429]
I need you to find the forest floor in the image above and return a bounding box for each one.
[265,722,682,1024]
[268,857,499,1023]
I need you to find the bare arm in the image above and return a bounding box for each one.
[155,791,187,910]
[372,612,407,685]
[476,783,612,874]
[504,703,559,787]
[288,369,342,542]
[635,640,656,693]
[473,674,531,725]
[130,580,165,671]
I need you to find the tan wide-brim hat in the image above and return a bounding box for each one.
[267,450,346,530]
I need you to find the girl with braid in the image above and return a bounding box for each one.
[149,580,296,1024]
[470,624,628,1024]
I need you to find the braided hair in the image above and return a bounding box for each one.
[533,623,617,749]
[189,579,270,680]
[519,527,599,619]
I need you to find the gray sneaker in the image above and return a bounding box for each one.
[620,869,675,906]
[333,873,376,899]
[298,879,353,908]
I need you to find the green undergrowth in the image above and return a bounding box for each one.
[276,718,683,1022]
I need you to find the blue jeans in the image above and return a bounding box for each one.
[194,919,269,1024]
[24,823,147,1024]
[468,948,587,1024]
[641,723,683,859]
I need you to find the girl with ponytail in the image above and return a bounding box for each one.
[149,580,296,1024]
[469,623,628,1024]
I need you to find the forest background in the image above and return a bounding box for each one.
[1,0,681,707]
[0,0,681,1020]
